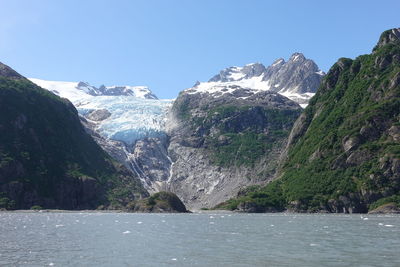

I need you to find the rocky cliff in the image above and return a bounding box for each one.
[220,28,400,213]
[167,88,302,209]
[0,63,149,210]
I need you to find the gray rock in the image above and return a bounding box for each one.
[374,28,400,50]
[388,125,400,141]
[346,150,372,166]
[87,109,111,121]
[342,136,360,153]
[262,52,324,94]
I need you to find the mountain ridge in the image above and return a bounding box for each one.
[218,28,400,213]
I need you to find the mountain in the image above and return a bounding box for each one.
[28,78,158,102]
[165,53,324,209]
[29,53,323,210]
[219,28,400,213]
[191,53,324,107]
[167,89,302,209]
[0,63,149,210]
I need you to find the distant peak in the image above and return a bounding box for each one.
[77,81,90,87]
[289,52,306,62]
[374,28,400,50]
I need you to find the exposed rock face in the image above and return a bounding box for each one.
[262,53,324,94]
[80,117,171,193]
[87,109,112,121]
[374,28,400,50]
[167,88,302,209]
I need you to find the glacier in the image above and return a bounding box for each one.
[29,78,171,145]
[77,96,172,145]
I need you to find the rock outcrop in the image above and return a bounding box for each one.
[127,191,188,213]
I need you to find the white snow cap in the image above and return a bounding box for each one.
[184,54,322,107]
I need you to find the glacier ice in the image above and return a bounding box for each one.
[29,78,172,145]
[78,96,172,145]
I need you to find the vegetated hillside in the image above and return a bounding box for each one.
[0,62,148,210]
[218,28,400,213]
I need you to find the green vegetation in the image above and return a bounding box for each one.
[220,30,400,212]
[0,193,15,210]
[174,101,300,167]
[369,195,400,210]
[30,205,43,210]
[216,181,286,212]
[207,107,299,167]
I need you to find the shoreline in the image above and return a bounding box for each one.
[1,209,399,215]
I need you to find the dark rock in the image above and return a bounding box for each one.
[346,150,372,166]
[127,191,188,213]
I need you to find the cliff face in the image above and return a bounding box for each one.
[0,63,148,210]
[221,28,400,213]
[167,88,302,209]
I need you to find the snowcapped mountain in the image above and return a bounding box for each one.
[186,53,324,107]
[28,78,158,102]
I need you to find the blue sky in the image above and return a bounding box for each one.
[0,0,399,98]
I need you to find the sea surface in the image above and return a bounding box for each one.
[0,212,399,267]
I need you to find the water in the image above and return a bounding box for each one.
[1,212,399,267]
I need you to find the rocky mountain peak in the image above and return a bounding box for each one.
[241,63,266,79]
[0,62,24,79]
[76,81,100,95]
[375,28,400,50]
[188,53,324,107]
[288,52,306,62]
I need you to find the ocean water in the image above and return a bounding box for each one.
[0,212,399,267]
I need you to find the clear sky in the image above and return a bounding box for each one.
[0,0,399,99]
